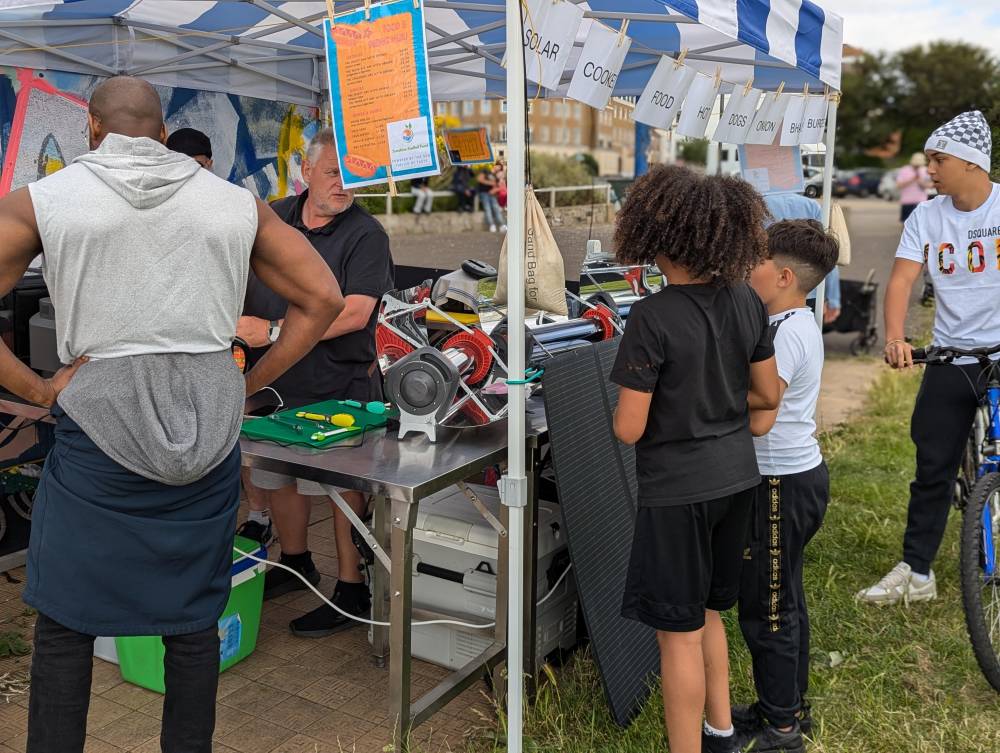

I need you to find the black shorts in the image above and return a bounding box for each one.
[622,488,754,632]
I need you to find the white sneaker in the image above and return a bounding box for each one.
[500,224,508,232]
[856,561,938,605]
[490,224,498,233]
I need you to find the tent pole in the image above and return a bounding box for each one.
[816,95,839,328]
[503,1,526,753]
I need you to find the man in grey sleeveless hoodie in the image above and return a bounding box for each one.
[0,77,344,753]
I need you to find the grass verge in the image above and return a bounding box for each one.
[467,368,1000,753]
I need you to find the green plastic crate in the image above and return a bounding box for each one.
[115,535,266,694]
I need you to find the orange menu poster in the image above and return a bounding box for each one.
[324,1,439,188]
[444,128,494,165]
[332,15,418,168]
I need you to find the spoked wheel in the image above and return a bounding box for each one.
[955,436,979,509]
[960,473,1000,692]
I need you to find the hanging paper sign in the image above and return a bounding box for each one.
[712,87,760,144]
[323,1,439,189]
[675,73,721,139]
[798,95,830,144]
[745,92,791,145]
[444,127,495,165]
[567,23,631,110]
[738,144,804,195]
[521,0,585,91]
[633,58,696,130]
[779,94,808,147]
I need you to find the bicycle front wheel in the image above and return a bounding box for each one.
[961,472,1000,692]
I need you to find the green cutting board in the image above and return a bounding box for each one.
[241,399,395,448]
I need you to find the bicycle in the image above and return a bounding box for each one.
[912,344,1000,692]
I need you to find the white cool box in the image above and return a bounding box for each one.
[376,484,578,671]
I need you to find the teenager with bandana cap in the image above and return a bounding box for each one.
[858,111,999,605]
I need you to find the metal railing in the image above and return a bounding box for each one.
[361,183,614,215]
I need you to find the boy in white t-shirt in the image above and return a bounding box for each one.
[859,111,998,605]
[735,220,839,753]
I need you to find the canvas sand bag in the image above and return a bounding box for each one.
[495,188,568,316]
[829,201,851,265]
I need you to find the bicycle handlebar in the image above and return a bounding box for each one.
[911,344,1000,364]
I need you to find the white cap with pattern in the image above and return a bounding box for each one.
[925,110,992,173]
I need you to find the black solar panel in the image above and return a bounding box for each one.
[542,339,658,727]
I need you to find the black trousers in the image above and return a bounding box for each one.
[904,362,983,574]
[738,463,829,728]
[28,612,220,753]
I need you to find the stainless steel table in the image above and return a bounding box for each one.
[240,400,548,747]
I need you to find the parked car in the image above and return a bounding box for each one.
[834,168,884,198]
[803,167,825,198]
[879,169,900,201]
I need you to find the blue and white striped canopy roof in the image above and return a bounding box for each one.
[0,1,843,107]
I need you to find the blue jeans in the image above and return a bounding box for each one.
[28,612,220,753]
[480,192,504,227]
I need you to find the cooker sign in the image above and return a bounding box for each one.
[712,86,761,144]
[746,92,791,146]
[567,23,632,110]
[633,57,696,130]
[675,72,721,139]
[521,0,585,91]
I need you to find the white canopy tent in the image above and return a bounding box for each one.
[0,1,844,750]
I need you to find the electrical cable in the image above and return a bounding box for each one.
[233,546,573,630]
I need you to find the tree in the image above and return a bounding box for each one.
[678,138,708,165]
[893,42,1000,158]
[836,51,898,166]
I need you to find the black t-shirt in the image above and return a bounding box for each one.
[610,282,774,506]
[243,194,395,405]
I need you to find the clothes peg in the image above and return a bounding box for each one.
[364,0,371,20]
[674,47,689,68]
[386,166,398,197]
[713,66,722,89]
[743,78,754,96]
[325,0,335,25]
[617,19,630,48]
[775,81,785,97]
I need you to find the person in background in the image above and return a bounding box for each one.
[859,111,1000,605]
[765,192,842,324]
[451,165,474,212]
[612,165,780,753]
[162,128,275,548]
[736,220,840,753]
[494,160,508,209]
[164,127,214,171]
[239,128,394,637]
[896,152,933,223]
[477,165,506,233]
[410,176,434,214]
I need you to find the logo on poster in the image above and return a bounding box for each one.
[402,123,414,142]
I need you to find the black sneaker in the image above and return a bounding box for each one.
[264,554,321,601]
[732,702,764,733]
[702,728,755,753]
[236,518,275,548]
[742,721,805,753]
[289,581,371,638]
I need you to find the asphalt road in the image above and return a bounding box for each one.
[388,196,913,356]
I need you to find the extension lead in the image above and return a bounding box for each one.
[233,546,573,630]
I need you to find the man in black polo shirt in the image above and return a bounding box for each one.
[238,128,394,636]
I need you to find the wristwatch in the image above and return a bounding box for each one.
[267,319,281,344]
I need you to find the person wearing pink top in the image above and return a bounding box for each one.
[896,152,933,222]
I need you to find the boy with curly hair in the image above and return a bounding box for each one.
[611,165,781,753]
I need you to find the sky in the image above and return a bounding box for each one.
[835,0,1000,57]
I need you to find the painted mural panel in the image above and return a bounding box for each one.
[0,67,320,199]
